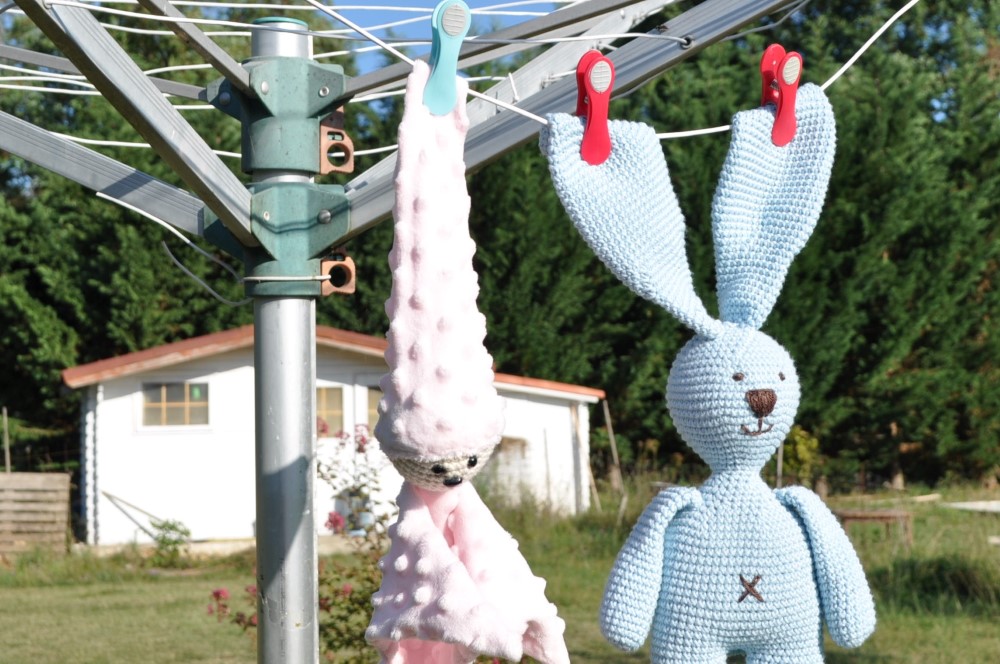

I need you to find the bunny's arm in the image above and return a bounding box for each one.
[775,486,876,648]
[599,487,701,651]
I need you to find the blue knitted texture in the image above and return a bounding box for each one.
[713,85,837,329]
[541,84,876,663]
[538,117,722,338]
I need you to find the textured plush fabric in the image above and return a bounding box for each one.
[367,60,570,664]
[542,84,875,663]
[375,59,505,462]
[366,483,570,664]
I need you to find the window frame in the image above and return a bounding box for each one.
[353,374,385,435]
[316,383,347,439]
[138,381,211,429]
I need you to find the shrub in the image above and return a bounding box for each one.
[149,518,191,569]
[209,424,393,660]
[317,525,388,663]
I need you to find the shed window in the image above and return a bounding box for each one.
[317,387,344,437]
[142,383,209,426]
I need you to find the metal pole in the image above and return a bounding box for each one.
[254,298,318,664]
[776,443,784,489]
[251,19,319,664]
[3,407,10,473]
[601,399,624,494]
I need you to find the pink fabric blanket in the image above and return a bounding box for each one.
[364,60,570,664]
[366,482,570,664]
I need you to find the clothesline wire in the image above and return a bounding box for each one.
[303,0,550,125]
[43,122,393,157]
[37,0,553,41]
[656,0,921,139]
[95,192,252,307]
[820,0,920,92]
[723,0,813,42]
[2,0,925,146]
[0,63,86,80]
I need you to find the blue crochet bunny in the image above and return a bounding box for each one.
[540,84,876,663]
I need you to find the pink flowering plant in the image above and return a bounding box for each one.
[317,425,391,533]
[207,424,396,662]
[207,587,230,622]
[206,510,391,662]
[325,510,346,534]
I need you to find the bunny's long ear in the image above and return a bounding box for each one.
[541,115,722,338]
[712,83,836,330]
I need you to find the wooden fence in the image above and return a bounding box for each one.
[0,473,71,555]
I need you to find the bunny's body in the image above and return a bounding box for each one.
[648,479,820,662]
[541,84,875,662]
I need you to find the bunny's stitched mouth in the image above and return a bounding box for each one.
[741,419,774,437]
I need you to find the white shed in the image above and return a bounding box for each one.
[62,325,604,546]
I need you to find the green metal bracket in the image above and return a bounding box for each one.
[202,23,354,298]
[205,182,350,297]
[206,59,348,174]
[250,182,350,260]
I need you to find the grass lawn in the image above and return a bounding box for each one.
[1,482,997,663]
[0,558,257,663]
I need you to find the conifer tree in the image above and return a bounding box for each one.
[467,0,1000,485]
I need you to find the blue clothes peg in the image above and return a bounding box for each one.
[424,0,471,115]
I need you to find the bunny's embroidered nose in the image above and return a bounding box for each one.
[746,389,777,418]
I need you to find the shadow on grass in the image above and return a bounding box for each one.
[825,654,895,663]
[868,555,1000,615]
[727,655,894,663]
[570,648,647,662]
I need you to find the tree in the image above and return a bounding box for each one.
[0,7,368,471]
[3,1,999,488]
[768,0,1000,485]
[465,0,1000,486]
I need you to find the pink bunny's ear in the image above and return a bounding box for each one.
[376,56,503,462]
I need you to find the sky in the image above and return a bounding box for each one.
[0,1,560,77]
[327,1,560,75]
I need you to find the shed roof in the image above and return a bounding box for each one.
[61,325,605,402]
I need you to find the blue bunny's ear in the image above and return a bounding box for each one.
[542,114,721,338]
[712,83,836,329]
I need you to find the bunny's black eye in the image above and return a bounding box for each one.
[467,456,478,468]
[431,464,446,475]
[779,372,786,381]
[732,372,745,382]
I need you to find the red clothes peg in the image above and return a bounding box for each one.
[575,50,614,165]
[760,44,803,147]
[575,50,603,116]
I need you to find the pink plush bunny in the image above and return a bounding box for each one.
[364,60,570,664]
